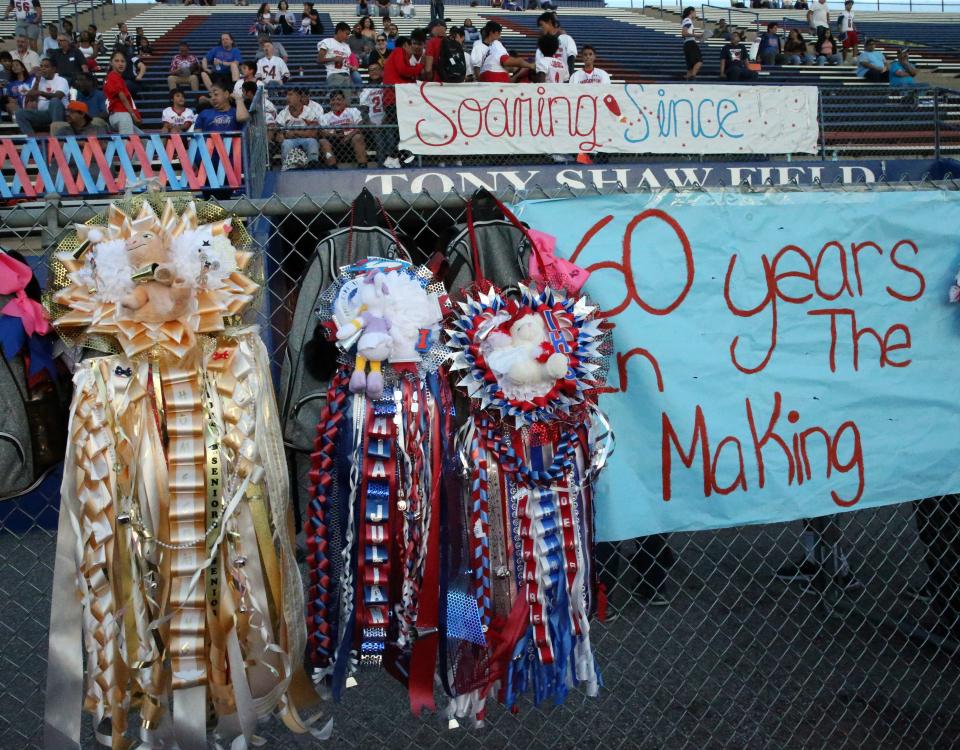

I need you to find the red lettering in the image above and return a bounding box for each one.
[596,347,665,395]
[886,239,925,302]
[661,407,711,501]
[807,308,913,371]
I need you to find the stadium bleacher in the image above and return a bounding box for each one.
[3,2,960,175]
[0,0,114,43]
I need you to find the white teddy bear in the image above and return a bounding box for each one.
[485,314,569,399]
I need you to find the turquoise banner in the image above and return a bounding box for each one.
[513,190,960,542]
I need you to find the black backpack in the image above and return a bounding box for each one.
[439,36,467,83]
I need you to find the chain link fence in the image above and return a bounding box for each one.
[1,183,959,749]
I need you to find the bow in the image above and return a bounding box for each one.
[0,252,50,337]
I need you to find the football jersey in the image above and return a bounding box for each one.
[358,86,385,125]
[570,67,611,85]
[320,107,362,129]
[256,55,289,84]
[276,103,322,128]
[162,106,196,128]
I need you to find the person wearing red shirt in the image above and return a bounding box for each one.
[381,34,423,167]
[422,19,446,82]
[103,50,142,134]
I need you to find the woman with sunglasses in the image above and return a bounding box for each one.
[366,32,389,68]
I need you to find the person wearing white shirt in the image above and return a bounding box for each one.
[318,89,368,167]
[233,61,262,99]
[473,21,533,83]
[12,35,40,73]
[15,57,66,132]
[569,45,610,85]
[275,87,321,166]
[537,11,576,76]
[807,0,830,43]
[839,0,858,62]
[256,42,290,85]
[535,34,568,83]
[4,0,42,51]
[359,61,389,165]
[161,89,196,132]
[317,23,354,90]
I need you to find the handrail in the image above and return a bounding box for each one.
[700,2,761,33]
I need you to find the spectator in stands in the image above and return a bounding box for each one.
[195,81,249,131]
[807,0,830,44]
[161,89,196,132]
[815,29,842,65]
[15,57,66,133]
[712,18,731,40]
[349,22,374,60]
[463,18,479,44]
[4,60,33,111]
[3,0,41,52]
[386,23,399,49]
[257,33,289,63]
[233,60,261,97]
[120,47,147,97]
[357,0,370,16]
[50,100,104,136]
[719,30,757,81]
[134,27,153,57]
[168,42,201,91]
[202,33,242,91]
[255,3,277,34]
[318,22,354,90]
[12,35,41,74]
[302,2,324,34]
[889,48,923,89]
[421,19,446,81]
[48,32,87,81]
[783,28,813,64]
[472,21,533,83]
[757,22,784,66]
[359,60,387,163]
[0,51,11,86]
[839,0,858,63]
[430,0,443,24]
[375,0,391,17]
[360,15,377,42]
[570,45,610,84]
[856,38,888,82]
[257,41,290,85]
[62,19,75,42]
[276,0,296,33]
[382,35,422,168]
[241,79,277,125]
[104,51,142,134]
[537,12,575,75]
[88,24,103,56]
[318,89,368,168]
[275,87,321,168]
[681,7,702,81]
[399,0,415,18]
[535,34,568,83]
[77,32,98,73]
[367,33,389,68]
[73,72,107,124]
[114,22,132,54]
[41,23,58,58]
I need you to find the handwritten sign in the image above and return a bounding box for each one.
[512,190,960,542]
[397,83,819,156]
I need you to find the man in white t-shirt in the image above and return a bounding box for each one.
[233,61,262,99]
[256,41,290,86]
[569,45,610,85]
[535,34,569,83]
[537,11,575,77]
[275,87,321,167]
[4,0,42,51]
[472,21,533,83]
[11,35,40,73]
[807,0,830,43]
[15,57,66,133]
[162,89,196,133]
[838,0,858,62]
[317,22,353,91]
[318,89,368,167]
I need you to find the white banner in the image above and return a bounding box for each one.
[397,82,819,156]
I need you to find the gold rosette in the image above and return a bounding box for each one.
[43,197,322,750]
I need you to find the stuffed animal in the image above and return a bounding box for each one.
[485,313,569,396]
[337,271,393,398]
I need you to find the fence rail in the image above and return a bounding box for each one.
[0,180,959,748]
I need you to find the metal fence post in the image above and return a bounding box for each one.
[818,88,826,161]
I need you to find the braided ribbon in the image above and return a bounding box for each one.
[305,366,352,668]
